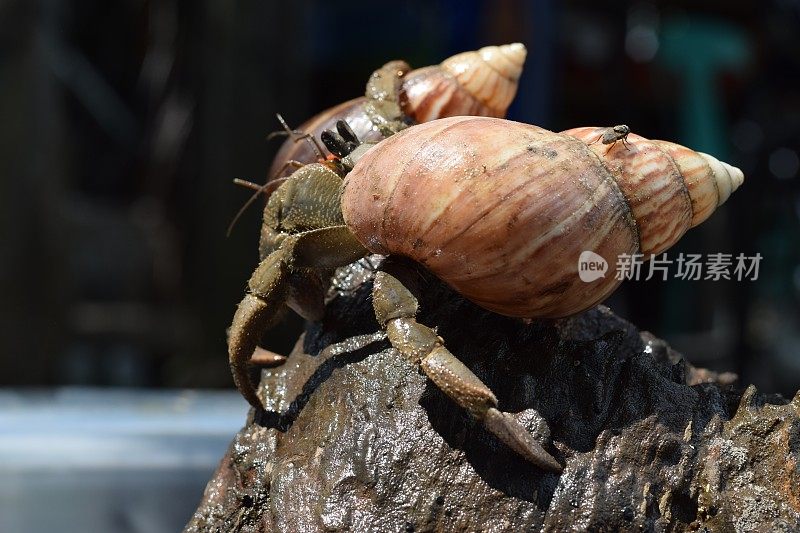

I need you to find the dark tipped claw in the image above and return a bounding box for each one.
[249,347,288,367]
[483,408,563,472]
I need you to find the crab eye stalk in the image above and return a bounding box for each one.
[320,129,351,159]
[335,120,360,147]
[322,121,362,160]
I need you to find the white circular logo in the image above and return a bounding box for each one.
[578,251,608,282]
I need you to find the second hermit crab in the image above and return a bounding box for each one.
[228,112,744,471]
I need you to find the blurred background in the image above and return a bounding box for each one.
[1,0,798,531]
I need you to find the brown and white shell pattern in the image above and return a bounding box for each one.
[341,117,744,319]
[565,126,744,254]
[401,43,527,122]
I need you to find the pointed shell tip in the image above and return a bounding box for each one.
[727,162,744,191]
[501,43,527,60]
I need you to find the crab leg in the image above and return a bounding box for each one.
[364,60,411,136]
[229,226,368,410]
[371,266,562,472]
[229,244,292,409]
[249,347,287,367]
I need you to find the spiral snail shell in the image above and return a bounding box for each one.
[565,126,744,254]
[269,44,526,177]
[341,117,744,319]
[401,43,527,122]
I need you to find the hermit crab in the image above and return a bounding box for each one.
[268,43,527,178]
[231,44,528,236]
[228,114,744,472]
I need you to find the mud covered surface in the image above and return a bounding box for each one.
[186,258,800,532]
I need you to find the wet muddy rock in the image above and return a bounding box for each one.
[186,259,800,532]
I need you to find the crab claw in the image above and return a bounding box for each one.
[249,347,288,367]
[483,408,563,472]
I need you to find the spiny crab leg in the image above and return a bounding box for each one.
[371,263,563,472]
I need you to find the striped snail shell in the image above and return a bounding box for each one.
[341,117,743,319]
[564,126,744,254]
[401,43,527,122]
[269,44,526,177]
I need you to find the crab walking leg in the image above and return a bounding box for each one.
[372,269,562,472]
[229,226,368,410]
[364,60,411,136]
[229,244,292,409]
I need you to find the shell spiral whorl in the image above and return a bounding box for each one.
[341,117,744,319]
[402,43,527,123]
[565,127,744,254]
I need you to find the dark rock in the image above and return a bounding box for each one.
[185,258,800,532]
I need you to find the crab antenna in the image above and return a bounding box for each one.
[233,178,265,191]
[265,113,296,142]
[226,174,291,237]
[266,113,326,161]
